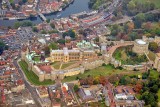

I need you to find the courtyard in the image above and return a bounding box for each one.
[51,61,79,70]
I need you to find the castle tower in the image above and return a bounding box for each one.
[133,39,149,54]
[63,47,69,62]
[39,72,45,82]
[101,43,107,54]
[51,72,56,81]
[58,71,64,80]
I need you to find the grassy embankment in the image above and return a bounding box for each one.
[19,60,55,86]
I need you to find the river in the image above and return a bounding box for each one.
[0,0,90,27]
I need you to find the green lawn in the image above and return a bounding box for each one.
[63,64,140,82]
[51,62,61,69]
[19,60,55,86]
[147,51,156,61]
[33,56,41,62]
[157,90,160,102]
[61,62,76,69]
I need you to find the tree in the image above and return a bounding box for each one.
[43,46,50,56]
[86,77,94,85]
[134,13,145,28]
[46,19,50,23]
[127,22,134,33]
[134,83,142,93]
[62,32,68,38]
[22,0,27,3]
[142,72,148,79]
[74,85,79,92]
[149,42,158,52]
[99,76,106,86]
[14,22,21,29]
[50,23,55,29]
[0,40,8,55]
[49,42,58,49]
[128,32,138,41]
[57,39,65,45]
[68,29,76,38]
[41,30,47,34]
[21,21,33,27]
[32,27,38,32]
[151,85,159,93]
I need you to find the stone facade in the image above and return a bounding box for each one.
[122,65,146,71]
[31,64,85,81]
[11,84,25,93]
[133,39,149,54]
[82,59,104,70]
[49,47,97,63]
[154,53,160,72]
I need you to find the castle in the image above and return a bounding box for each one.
[47,47,97,63]
[20,40,103,82]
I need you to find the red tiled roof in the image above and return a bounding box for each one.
[17,79,24,85]
[39,65,53,73]
[4,71,11,75]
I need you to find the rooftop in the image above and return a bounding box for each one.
[38,65,53,73]
[136,39,146,45]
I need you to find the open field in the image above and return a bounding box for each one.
[147,51,156,61]
[63,64,142,82]
[61,61,77,69]
[51,62,61,69]
[19,60,55,86]
[51,61,78,69]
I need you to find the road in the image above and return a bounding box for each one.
[13,57,42,107]
[68,83,80,106]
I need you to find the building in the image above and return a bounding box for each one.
[36,87,49,98]
[0,9,7,17]
[132,39,149,54]
[78,88,95,102]
[49,47,97,63]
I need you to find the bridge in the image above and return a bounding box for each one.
[38,12,47,21]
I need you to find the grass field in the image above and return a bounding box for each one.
[33,56,41,62]
[19,60,55,86]
[147,51,156,61]
[63,64,142,82]
[158,90,160,102]
[51,62,61,69]
[133,0,160,8]
[61,62,76,69]
[149,69,160,79]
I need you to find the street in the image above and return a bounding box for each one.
[13,57,42,107]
